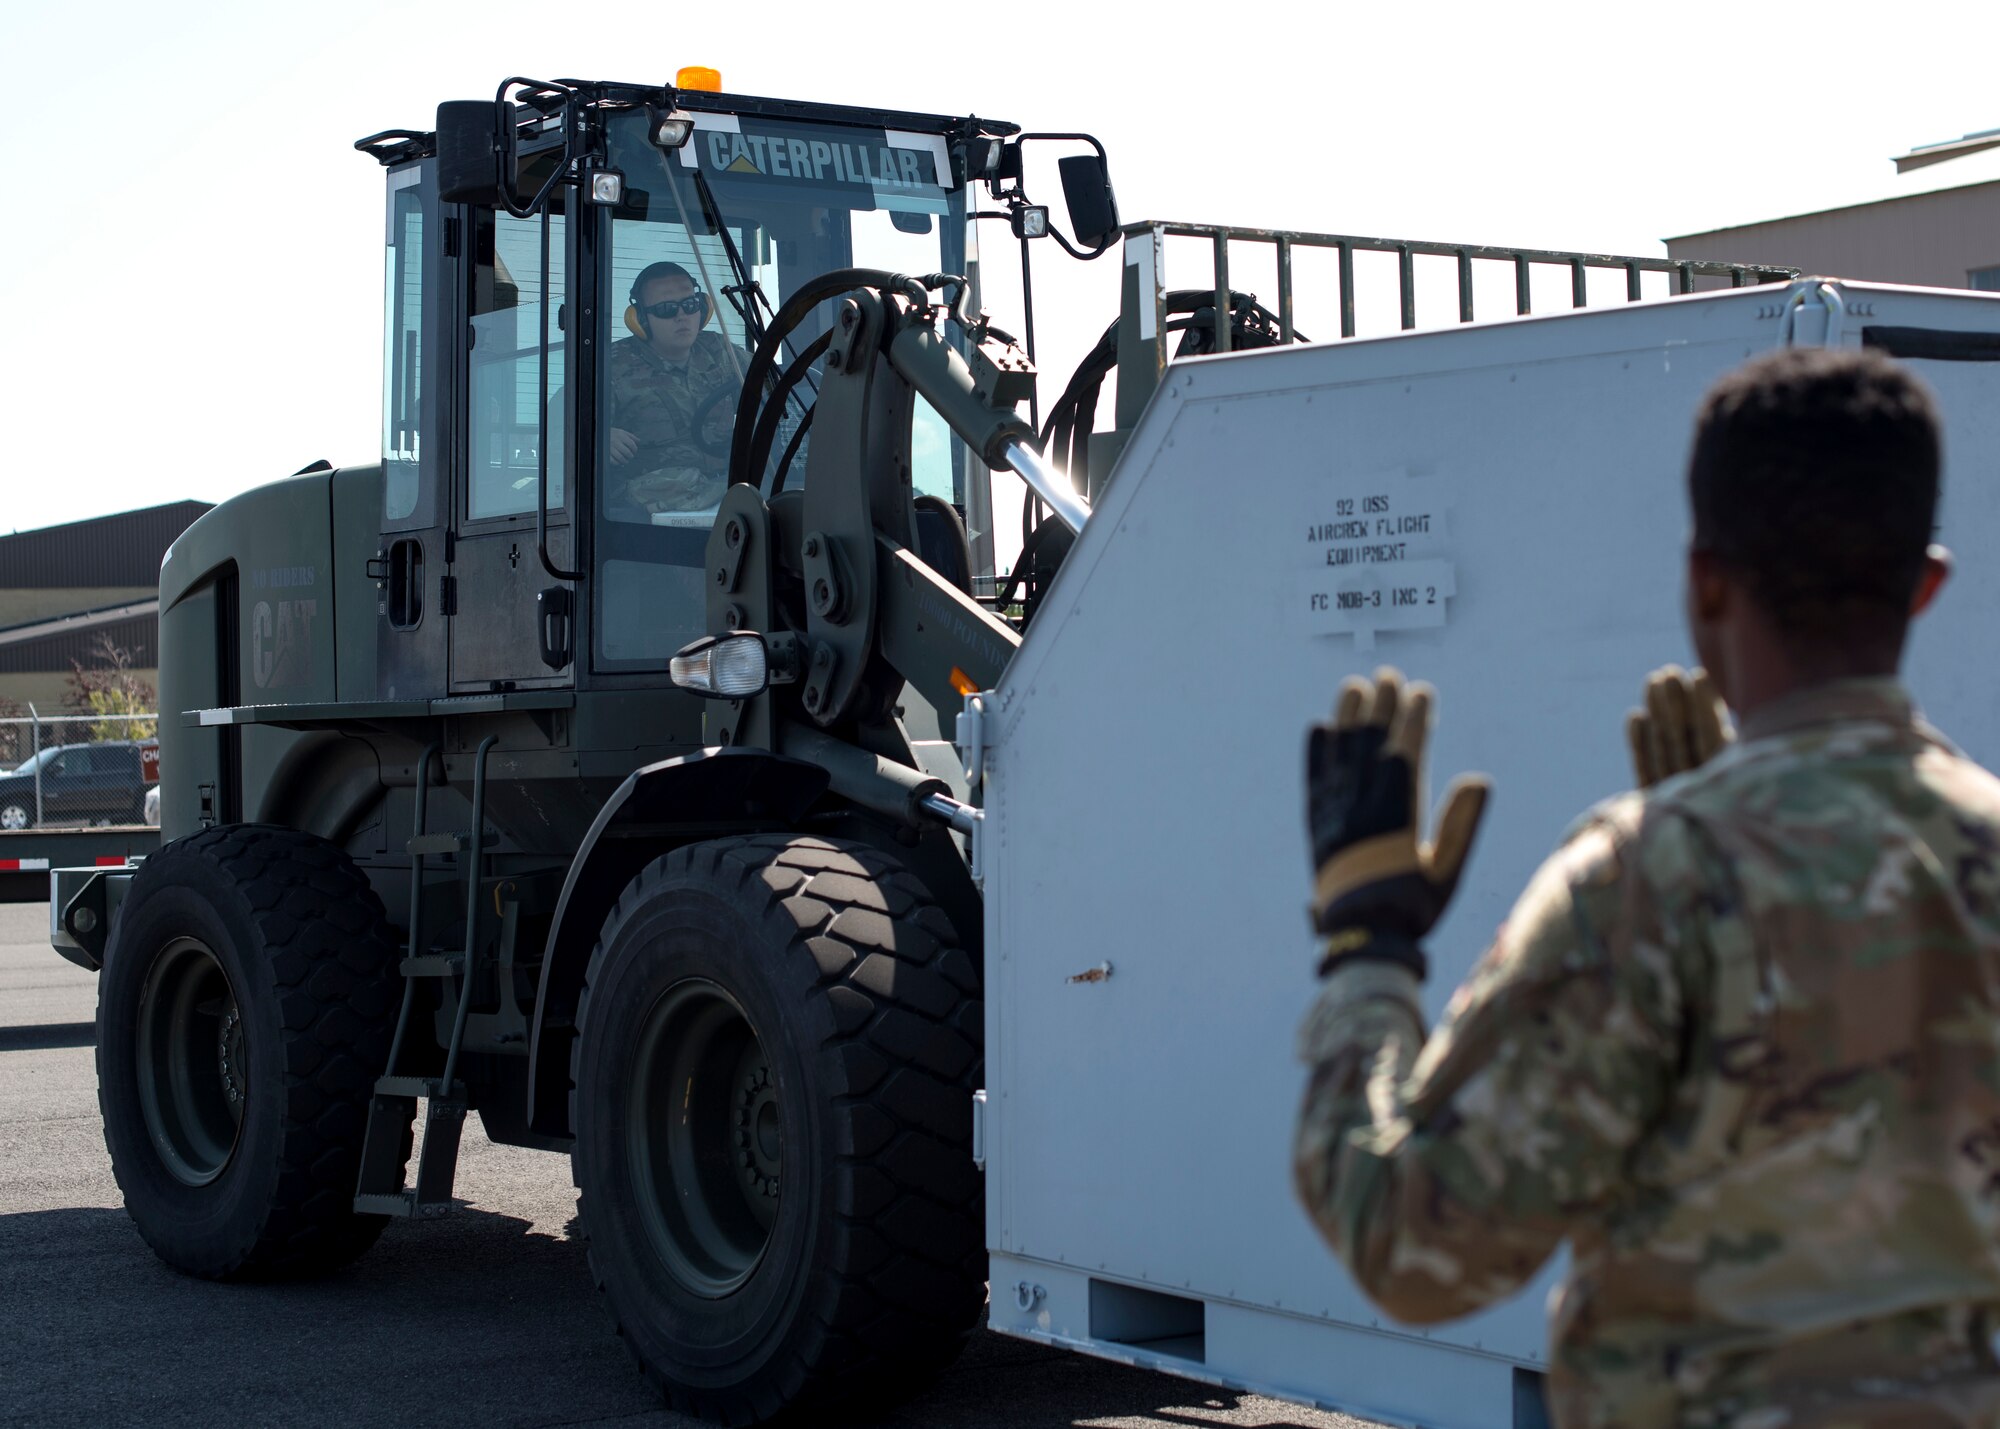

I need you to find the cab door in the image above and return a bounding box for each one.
[449,206,577,692]
[375,165,450,702]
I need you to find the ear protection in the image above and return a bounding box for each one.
[625,286,714,338]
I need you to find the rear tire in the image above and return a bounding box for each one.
[97,824,408,1278]
[571,835,984,1424]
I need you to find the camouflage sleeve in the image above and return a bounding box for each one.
[1292,815,1689,1324]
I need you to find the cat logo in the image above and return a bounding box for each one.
[724,152,760,175]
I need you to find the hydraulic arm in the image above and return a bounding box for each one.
[702,275,1064,758]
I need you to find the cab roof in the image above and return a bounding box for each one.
[357,79,1019,168]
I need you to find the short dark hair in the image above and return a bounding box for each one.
[632,261,697,300]
[1688,346,1940,643]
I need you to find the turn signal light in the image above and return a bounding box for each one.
[677,66,723,93]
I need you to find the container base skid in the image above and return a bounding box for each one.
[988,1254,1547,1429]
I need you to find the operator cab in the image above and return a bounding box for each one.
[357,77,1010,707]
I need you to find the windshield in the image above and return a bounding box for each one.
[593,109,977,670]
[8,746,61,775]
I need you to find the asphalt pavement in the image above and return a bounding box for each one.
[0,901,1376,1429]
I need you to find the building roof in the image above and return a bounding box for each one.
[0,600,161,650]
[0,501,211,589]
[0,607,160,676]
[1896,128,2000,174]
[1667,138,2000,244]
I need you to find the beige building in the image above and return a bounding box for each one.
[0,501,209,715]
[1667,130,2000,290]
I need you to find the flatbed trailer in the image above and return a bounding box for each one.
[3,827,152,906]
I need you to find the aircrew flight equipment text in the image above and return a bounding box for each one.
[1309,499,1436,565]
[1296,479,1457,649]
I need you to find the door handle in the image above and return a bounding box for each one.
[386,538,424,629]
[537,587,573,670]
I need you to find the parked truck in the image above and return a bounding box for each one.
[1,736,158,900]
[63,70,1999,1429]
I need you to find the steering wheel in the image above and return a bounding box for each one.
[690,382,740,460]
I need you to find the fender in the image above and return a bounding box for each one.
[524,747,830,1137]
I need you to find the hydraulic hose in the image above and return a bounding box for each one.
[727,267,931,486]
[748,330,832,492]
[772,407,815,493]
[1000,289,1291,627]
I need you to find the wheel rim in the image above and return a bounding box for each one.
[629,978,781,1297]
[136,937,246,1186]
[0,805,26,831]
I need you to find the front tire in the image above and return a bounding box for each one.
[571,835,984,1424]
[97,824,407,1278]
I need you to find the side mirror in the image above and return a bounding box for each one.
[435,100,514,205]
[1057,154,1119,250]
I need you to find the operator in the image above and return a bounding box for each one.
[1294,346,2000,1428]
[606,260,743,514]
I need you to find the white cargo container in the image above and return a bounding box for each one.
[976,276,2000,1428]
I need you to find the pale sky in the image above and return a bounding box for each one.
[4,0,1998,538]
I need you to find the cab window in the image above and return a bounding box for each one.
[382,181,425,521]
[468,209,568,520]
[588,112,968,672]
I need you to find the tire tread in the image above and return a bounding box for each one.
[99,823,404,1279]
[571,834,983,1423]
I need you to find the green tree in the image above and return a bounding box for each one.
[0,694,25,768]
[66,634,158,743]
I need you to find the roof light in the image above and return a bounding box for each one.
[677,66,723,93]
[670,632,769,699]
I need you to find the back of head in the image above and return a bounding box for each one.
[1688,346,1941,650]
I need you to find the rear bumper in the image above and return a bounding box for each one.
[49,862,140,972]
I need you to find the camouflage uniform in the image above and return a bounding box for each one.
[1295,678,2000,1427]
[606,328,740,513]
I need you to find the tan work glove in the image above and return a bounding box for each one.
[1626,665,1731,789]
[1305,667,1491,977]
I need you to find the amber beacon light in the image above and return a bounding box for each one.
[677,66,723,92]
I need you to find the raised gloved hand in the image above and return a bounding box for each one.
[1305,667,1491,978]
[1625,665,1731,789]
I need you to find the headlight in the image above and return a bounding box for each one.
[1011,205,1050,240]
[651,109,695,150]
[670,633,770,698]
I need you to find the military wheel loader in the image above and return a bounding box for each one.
[48,69,1806,1426]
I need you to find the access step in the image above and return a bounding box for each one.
[405,832,467,856]
[354,1191,452,1220]
[354,1085,467,1219]
[373,1074,463,1099]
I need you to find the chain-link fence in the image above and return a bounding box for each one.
[0,712,160,830]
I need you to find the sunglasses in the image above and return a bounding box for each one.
[640,295,706,319]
